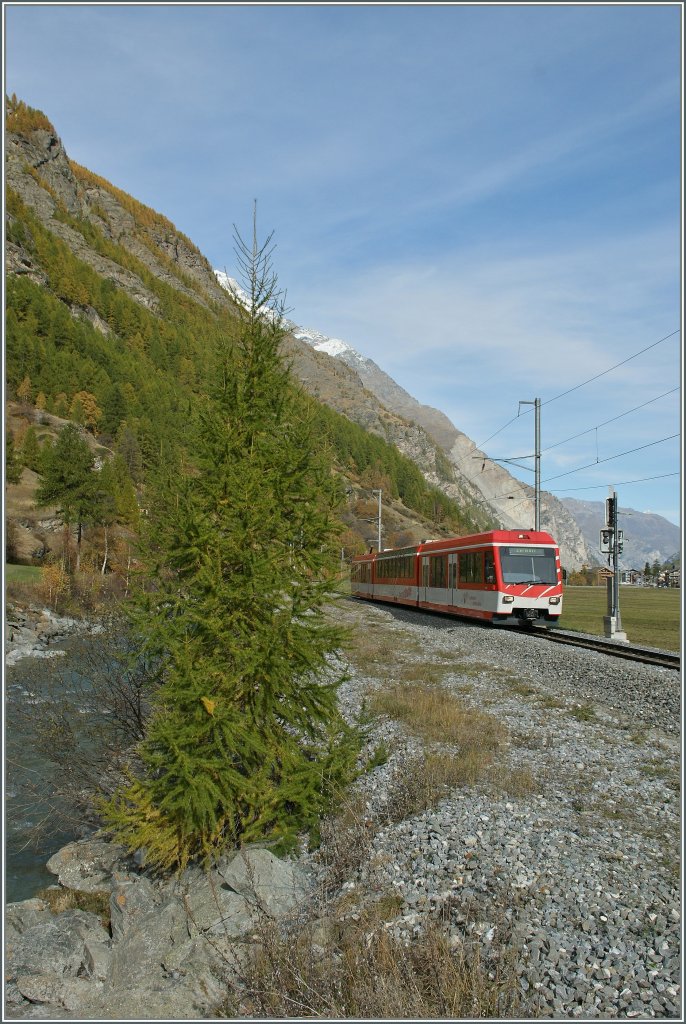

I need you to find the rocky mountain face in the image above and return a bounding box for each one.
[7,105,593,568]
[561,498,680,570]
[284,323,595,571]
[6,121,230,311]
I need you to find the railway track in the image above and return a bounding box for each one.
[532,626,681,670]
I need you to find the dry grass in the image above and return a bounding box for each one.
[536,693,566,709]
[397,660,452,687]
[490,764,538,798]
[221,914,521,1019]
[502,677,538,698]
[569,703,596,722]
[36,885,111,929]
[370,681,506,751]
[313,791,376,895]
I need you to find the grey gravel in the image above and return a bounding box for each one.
[303,599,682,1020]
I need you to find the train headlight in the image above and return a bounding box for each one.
[548,596,560,605]
[502,595,515,603]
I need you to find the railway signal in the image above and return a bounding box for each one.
[602,487,627,642]
[600,528,623,554]
[605,495,616,528]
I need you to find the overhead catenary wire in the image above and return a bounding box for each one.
[540,433,680,484]
[540,329,680,409]
[455,328,680,471]
[548,471,680,493]
[484,436,679,501]
[540,387,680,454]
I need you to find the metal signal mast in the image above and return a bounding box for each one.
[600,486,627,641]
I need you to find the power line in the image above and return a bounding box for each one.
[541,387,680,454]
[541,329,680,409]
[541,434,680,484]
[458,329,679,470]
[548,471,680,493]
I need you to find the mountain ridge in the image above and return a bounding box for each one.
[561,497,680,570]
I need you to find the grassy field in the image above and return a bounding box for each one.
[5,563,43,584]
[559,586,681,652]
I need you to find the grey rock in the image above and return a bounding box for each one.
[105,899,189,989]
[6,910,109,979]
[109,875,157,941]
[218,848,309,917]
[178,880,257,938]
[16,974,97,1011]
[46,838,132,893]
[81,939,112,982]
[4,899,51,940]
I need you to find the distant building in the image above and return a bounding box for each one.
[620,569,643,585]
[666,568,680,588]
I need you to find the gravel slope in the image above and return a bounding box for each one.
[306,598,681,1020]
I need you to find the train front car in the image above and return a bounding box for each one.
[417,530,563,627]
[490,530,563,626]
[351,530,563,627]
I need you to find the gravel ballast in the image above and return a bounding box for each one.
[304,598,682,1020]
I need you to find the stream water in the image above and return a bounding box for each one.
[5,635,116,903]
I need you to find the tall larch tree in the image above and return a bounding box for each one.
[102,211,359,872]
[35,423,98,572]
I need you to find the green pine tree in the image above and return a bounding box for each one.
[35,423,98,571]
[20,425,42,472]
[6,430,22,485]
[102,212,359,872]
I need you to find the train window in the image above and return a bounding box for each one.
[376,552,416,579]
[485,551,495,584]
[352,563,371,584]
[459,551,484,584]
[449,560,457,588]
[429,556,446,587]
[354,562,371,583]
[499,546,557,585]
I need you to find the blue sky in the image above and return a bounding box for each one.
[4,3,682,527]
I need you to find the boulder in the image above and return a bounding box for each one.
[46,838,133,893]
[217,847,309,918]
[16,973,97,1011]
[5,909,109,980]
[82,939,112,982]
[4,899,50,940]
[105,899,189,988]
[4,840,312,1020]
[178,881,256,938]
[109,875,158,941]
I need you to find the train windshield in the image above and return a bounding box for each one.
[499,546,557,585]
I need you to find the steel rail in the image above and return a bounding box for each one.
[532,627,681,670]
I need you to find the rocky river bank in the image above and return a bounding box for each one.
[5,604,105,667]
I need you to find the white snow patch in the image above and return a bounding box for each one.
[214,269,370,368]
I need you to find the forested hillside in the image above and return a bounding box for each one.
[5,97,493,577]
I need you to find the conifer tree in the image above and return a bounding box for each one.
[6,430,22,485]
[35,423,98,571]
[102,212,358,872]
[20,425,42,472]
[17,375,32,404]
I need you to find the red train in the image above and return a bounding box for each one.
[351,530,563,627]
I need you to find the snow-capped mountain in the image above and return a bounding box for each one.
[215,271,366,364]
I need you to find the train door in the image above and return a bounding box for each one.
[420,556,429,603]
[448,553,458,606]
